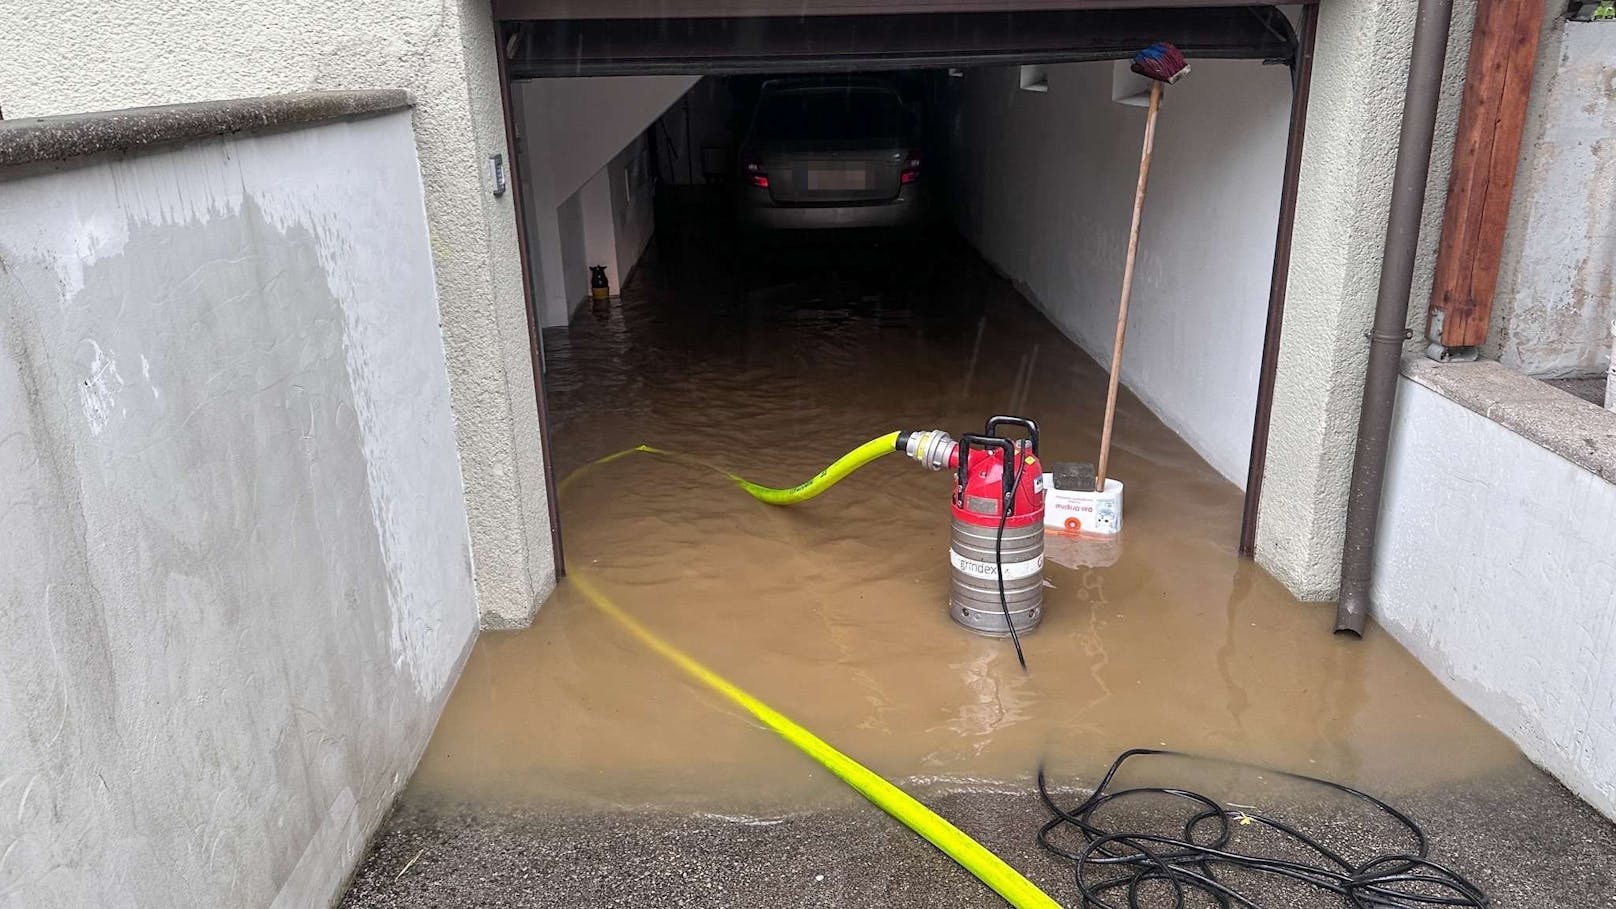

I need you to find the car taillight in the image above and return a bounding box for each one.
[900,151,921,184]
[744,156,769,189]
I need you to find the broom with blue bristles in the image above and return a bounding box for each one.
[1092,43,1191,494]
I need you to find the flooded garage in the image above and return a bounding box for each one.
[343,217,1616,906]
[345,13,1616,906]
[11,0,1616,905]
[412,223,1526,806]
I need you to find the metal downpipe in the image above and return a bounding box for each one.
[1335,0,1455,636]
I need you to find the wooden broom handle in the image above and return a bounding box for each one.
[1095,79,1162,492]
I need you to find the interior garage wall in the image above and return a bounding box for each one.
[579,165,618,297]
[570,132,656,301]
[610,133,658,284]
[558,188,590,316]
[1373,372,1616,821]
[0,0,559,631]
[0,112,477,907]
[514,75,698,326]
[655,76,737,185]
[954,59,1292,487]
[527,75,701,204]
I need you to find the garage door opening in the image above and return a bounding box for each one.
[487,5,1314,576]
[431,2,1548,795]
[503,17,1306,567]
[415,8,1536,793]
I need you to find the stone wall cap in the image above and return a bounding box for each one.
[1402,353,1616,483]
[0,90,413,168]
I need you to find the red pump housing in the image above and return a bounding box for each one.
[896,415,1047,637]
[944,416,1046,637]
[950,440,1044,529]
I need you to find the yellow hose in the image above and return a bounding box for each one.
[557,442,1060,908]
[569,569,1061,909]
[562,433,902,506]
[732,431,900,505]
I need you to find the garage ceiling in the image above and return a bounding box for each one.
[501,6,1299,77]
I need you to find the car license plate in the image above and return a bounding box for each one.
[806,168,867,191]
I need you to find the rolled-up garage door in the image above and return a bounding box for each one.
[497,6,1299,77]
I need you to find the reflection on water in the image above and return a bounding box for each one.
[407,226,1520,812]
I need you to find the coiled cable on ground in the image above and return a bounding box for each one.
[1037,749,1490,908]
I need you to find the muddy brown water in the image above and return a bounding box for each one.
[407,229,1522,814]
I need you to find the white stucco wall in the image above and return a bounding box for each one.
[1488,18,1616,379]
[1374,378,1616,820]
[0,0,558,628]
[0,113,478,907]
[955,59,1291,487]
[1256,0,1476,600]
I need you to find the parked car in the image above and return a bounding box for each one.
[736,77,925,233]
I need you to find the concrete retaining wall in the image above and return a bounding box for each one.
[0,107,478,906]
[0,0,558,630]
[1375,357,1616,820]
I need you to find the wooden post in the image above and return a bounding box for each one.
[1095,79,1162,492]
[1426,0,1544,350]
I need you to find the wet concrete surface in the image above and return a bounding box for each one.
[344,212,1616,906]
[346,772,1616,907]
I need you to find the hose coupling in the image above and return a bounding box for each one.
[899,430,956,470]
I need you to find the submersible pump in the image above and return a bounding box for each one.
[612,415,1048,640]
[899,416,1046,636]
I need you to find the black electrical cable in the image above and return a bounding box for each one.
[996,448,1028,672]
[1037,749,1490,909]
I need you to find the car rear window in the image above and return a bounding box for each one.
[751,88,913,143]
